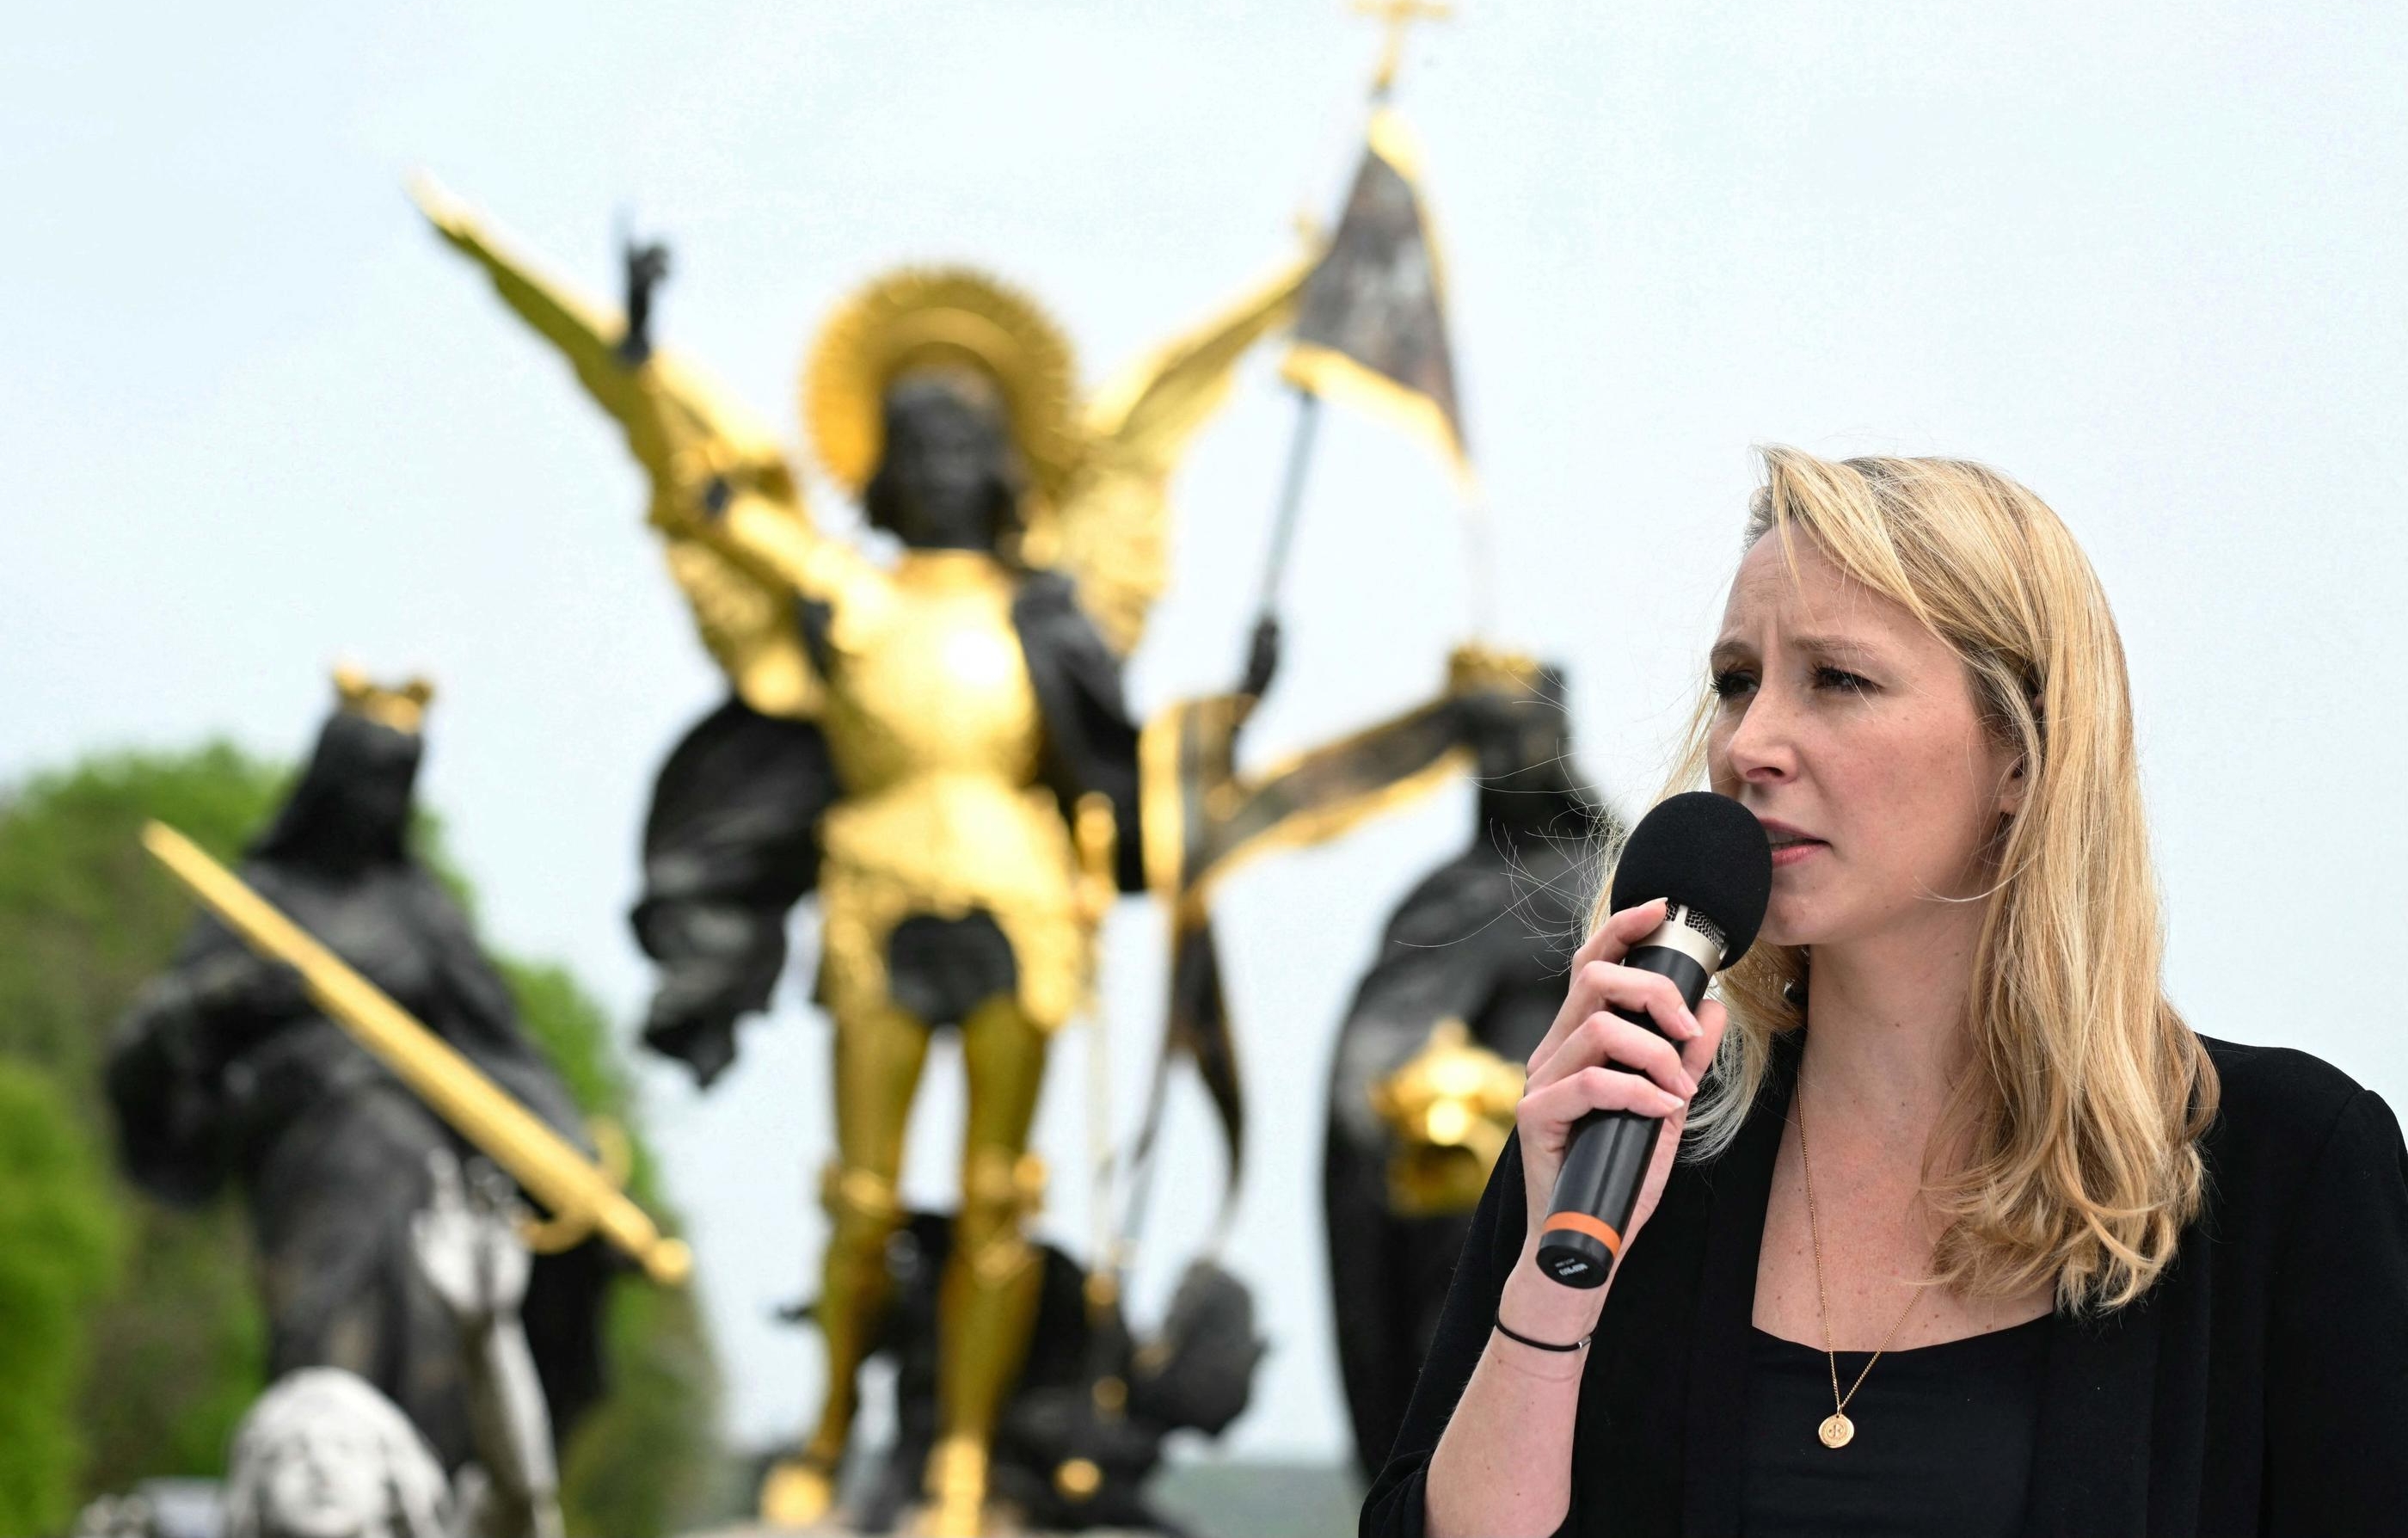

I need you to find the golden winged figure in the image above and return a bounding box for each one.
[414,174,1308,1533]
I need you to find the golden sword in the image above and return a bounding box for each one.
[141,820,692,1287]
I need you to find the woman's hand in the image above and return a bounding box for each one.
[1421,900,1732,1538]
[1505,899,1730,1320]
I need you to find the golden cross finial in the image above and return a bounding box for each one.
[1354,0,1452,100]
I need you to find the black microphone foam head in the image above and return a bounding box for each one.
[1607,791,1774,969]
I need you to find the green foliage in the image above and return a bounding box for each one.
[0,743,287,1081]
[0,741,721,1535]
[0,1059,126,1535]
[501,963,641,1186]
[0,745,288,1493]
[559,1272,727,1536]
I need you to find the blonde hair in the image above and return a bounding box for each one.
[1613,446,2217,1313]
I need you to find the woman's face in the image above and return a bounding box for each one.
[1706,533,2021,951]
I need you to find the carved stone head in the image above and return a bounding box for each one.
[224,1369,450,1538]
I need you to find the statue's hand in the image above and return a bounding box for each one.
[617,236,673,366]
[167,955,310,1069]
[412,1151,532,1328]
[187,953,310,1023]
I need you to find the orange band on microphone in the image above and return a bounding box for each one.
[1542,1210,1623,1256]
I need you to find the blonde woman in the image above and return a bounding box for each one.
[1365,449,2408,1536]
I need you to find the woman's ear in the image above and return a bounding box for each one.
[1988,677,2040,821]
[1996,756,2028,820]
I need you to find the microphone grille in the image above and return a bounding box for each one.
[1607,791,1774,969]
[1680,906,1728,954]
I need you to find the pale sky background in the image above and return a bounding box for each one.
[5,1,2404,1467]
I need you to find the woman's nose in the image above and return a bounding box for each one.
[1723,682,1800,784]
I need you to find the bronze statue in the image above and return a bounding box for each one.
[104,674,611,1475]
[833,1212,1262,1534]
[416,179,1306,1532]
[1126,644,1527,1233]
[221,1153,566,1538]
[1319,655,1613,1475]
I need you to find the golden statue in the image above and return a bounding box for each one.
[414,177,1306,1533]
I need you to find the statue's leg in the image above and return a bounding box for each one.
[923,992,1049,1535]
[761,997,931,1526]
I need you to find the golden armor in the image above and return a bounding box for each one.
[418,179,1307,1533]
[1367,1017,1524,1217]
[812,549,1084,1037]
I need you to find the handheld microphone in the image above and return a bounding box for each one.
[1533,792,1772,1288]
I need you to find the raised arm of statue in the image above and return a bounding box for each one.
[1041,246,1318,656]
[410,175,875,719]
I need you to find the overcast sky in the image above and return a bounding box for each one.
[6,1,2404,1464]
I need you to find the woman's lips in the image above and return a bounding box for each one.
[1756,818,1828,869]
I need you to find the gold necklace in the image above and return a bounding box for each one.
[1794,1098,1927,1449]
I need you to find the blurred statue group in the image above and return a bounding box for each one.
[415,181,1328,1532]
[89,10,1620,1534]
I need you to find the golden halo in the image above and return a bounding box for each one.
[802,266,1079,504]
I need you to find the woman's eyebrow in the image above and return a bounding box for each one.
[1789,633,1883,663]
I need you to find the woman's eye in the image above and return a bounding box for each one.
[1815,666,1873,693]
[1711,668,1756,700]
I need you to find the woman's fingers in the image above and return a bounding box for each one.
[1570,897,1667,973]
[1516,1063,1686,1142]
[1526,901,1673,1070]
[1527,1007,1697,1102]
[1679,997,1730,1081]
[1529,956,1699,1078]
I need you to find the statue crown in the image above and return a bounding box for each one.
[332,665,435,735]
[1447,642,1545,698]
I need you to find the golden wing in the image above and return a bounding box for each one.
[1040,249,1316,656]
[411,174,825,720]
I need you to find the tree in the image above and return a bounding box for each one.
[0,1059,125,1535]
[0,743,721,1535]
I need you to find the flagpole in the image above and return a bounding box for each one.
[1250,386,1324,626]
[1235,0,1449,691]
[1131,0,1466,1261]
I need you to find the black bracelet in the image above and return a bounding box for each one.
[1494,1312,1590,1353]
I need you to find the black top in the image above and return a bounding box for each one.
[1361,1032,2408,1537]
[1742,1316,2049,1537]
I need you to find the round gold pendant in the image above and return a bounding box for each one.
[1817,1412,1855,1449]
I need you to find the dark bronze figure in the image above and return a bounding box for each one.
[103,677,609,1473]
[1320,659,1613,1475]
[841,1213,1262,1535]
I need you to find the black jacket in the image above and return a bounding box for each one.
[1362,1032,2408,1537]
